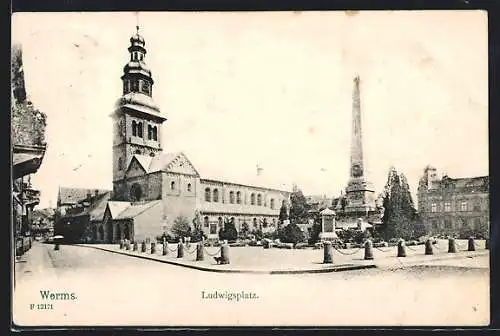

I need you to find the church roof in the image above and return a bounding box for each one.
[131,152,200,176]
[114,200,162,220]
[88,192,112,222]
[107,201,132,218]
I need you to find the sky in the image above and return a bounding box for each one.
[11,10,488,209]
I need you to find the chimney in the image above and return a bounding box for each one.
[11,43,27,103]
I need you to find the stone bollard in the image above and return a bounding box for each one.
[425,239,434,255]
[323,241,333,264]
[119,239,124,249]
[141,241,146,253]
[162,241,168,256]
[485,238,489,250]
[221,242,230,264]
[151,241,156,254]
[125,239,130,250]
[196,242,204,261]
[364,239,374,260]
[397,239,406,257]
[468,237,475,251]
[448,237,456,253]
[177,242,184,258]
[133,241,138,251]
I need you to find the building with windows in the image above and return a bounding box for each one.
[11,43,47,256]
[93,27,291,243]
[417,165,489,237]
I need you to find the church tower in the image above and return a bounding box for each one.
[343,75,376,215]
[111,26,167,189]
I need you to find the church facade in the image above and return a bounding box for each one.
[93,27,290,243]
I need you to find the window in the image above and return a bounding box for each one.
[132,120,137,136]
[147,125,152,140]
[257,194,262,206]
[270,199,275,209]
[187,183,192,192]
[444,202,451,212]
[431,203,437,213]
[118,157,123,171]
[152,126,158,141]
[461,201,468,211]
[213,189,219,202]
[170,181,175,190]
[253,218,257,228]
[432,220,438,229]
[123,80,129,94]
[473,203,481,212]
[218,217,223,227]
[444,219,452,229]
[205,188,211,202]
[141,81,150,95]
[137,122,143,138]
[272,218,276,227]
[130,183,142,201]
[131,80,139,92]
[250,193,255,205]
[236,191,241,204]
[150,152,155,157]
[204,216,209,228]
[134,149,141,154]
[229,191,235,204]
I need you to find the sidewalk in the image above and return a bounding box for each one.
[14,242,59,288]
[77,242,489,274]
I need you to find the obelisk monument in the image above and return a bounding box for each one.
[343,75,376,216]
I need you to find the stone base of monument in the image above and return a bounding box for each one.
[319,232,339,242]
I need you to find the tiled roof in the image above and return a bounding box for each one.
[107,201,131,218]
[58,187,111,205]
[88,192,112,222]
[114,200,162,220]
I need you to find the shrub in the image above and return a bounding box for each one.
[171,216,192,241]
[278,224,306,245]
[219,219,238,241]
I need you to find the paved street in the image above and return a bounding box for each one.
[13,242,489,327]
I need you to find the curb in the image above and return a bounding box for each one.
[75,244,377,274]
[375,251,489,270]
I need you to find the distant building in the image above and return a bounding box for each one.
[54,188,111,243]
[417,166,489,237]
[11,43,47,256]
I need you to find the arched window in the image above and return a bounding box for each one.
[130,183,142,202]
[137,122,143,138]
[170,181,175,190]
[153,127,158,141]
[118,157,123,171]
[204,216,209,227]
[213,189,219,202]
[236,191,241,204]
[150,152,155,157]
[218,217,223,228]
[123,80,129,95]
[257,194,262,206]
[132,120,137,136]
[253,218,257,228]
[131,80,139,92]
[229,191,235,204]
[147,125,152,140]
[187,183,192,192]
[250,193,255,205]
[270,199,275,209]
[134,149,141,154]
[205,188,211,202]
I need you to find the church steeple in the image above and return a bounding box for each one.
[121,25,154,98]
[112,26,166,188]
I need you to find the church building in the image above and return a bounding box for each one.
[94,27,291,243]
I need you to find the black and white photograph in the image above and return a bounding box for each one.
[11,10,489,326]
